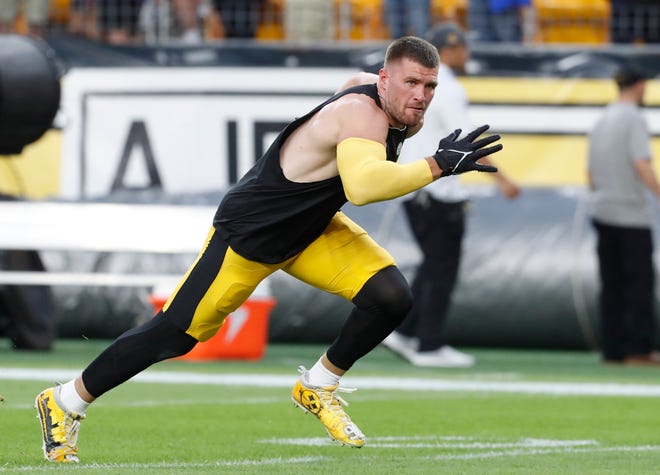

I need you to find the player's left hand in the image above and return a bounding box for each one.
[433,125,502,177]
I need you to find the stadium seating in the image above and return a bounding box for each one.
[339,0,389,40]
[533,0,611,44]
[49,0,72,24]
[256,0,389,41]
[7,1,654,47]
[431,0,468,29]
[257,0,611,44]
[255,0,285,40]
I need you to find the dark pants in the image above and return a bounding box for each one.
[398,194,466,351]
[98,0,143,36]
[468,0,522,42]
[592,219,656,361]
[610,0,660,44]
[212,0,263,38]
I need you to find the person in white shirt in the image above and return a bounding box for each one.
[382,21,520,367]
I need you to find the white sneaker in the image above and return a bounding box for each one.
[381,331,418,360]
[408,346,475,368]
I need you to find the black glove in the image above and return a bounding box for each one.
[432,124,502,177]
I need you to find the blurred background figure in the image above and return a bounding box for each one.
[210,0,263,38]
[139,0,204,44]
[284,0,334,42]
[468,0,535,43]
[610,0,660,44]
[0,0,50,36]
[68,0,145,44]
[588,65,660,366]
[383,0,431,38]
[172,0,203,43]
[383,21,520,368]
[98,0,144,44]
[63,0,146,44]
[68,0,100,39]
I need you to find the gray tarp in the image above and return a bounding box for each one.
[47,186,658,351]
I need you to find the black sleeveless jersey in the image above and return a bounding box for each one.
[214,83,408,264]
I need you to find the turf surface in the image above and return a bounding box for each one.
[1,339,660,473]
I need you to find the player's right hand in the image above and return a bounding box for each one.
[432,125,502,177]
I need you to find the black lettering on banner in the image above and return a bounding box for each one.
[254,122,288,164]
[111,120,162,192]
[226,120,238,184]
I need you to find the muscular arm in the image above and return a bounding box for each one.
[337,138,433,205]
[336,72,379,93]
[282,80,440,198]
[336,97,435,205]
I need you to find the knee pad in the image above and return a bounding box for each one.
[325,266,413,370]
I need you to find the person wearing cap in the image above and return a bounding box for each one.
[382,21,520,367]
[588,65,660,365]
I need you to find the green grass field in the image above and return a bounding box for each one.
[2,338,660,474]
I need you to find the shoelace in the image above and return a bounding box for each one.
[53,415,81,451]
[296,365,357,411]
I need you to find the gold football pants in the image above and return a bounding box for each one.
[161,212,396,341]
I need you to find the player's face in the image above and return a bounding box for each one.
[379,58,438,128]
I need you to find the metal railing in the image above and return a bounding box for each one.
[1,0,659,46]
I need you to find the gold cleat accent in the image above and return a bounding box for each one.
[291,366,365,448]
[35,387,85,463]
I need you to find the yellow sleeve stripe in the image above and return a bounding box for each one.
[337,137,433,206]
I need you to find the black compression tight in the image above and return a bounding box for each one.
[326,265,412,371]
[82,266,412,395]
[81,312,197,398]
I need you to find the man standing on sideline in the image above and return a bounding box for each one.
[35,36,505,462]
[588,65,660,365]
[382,22,520,367]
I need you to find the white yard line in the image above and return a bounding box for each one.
[257,436,660,461]
[5,368,660,471]
[3,440,659,471]
[0,456,330,472]
[258,436,600,449]
[427,444,660,461]
[3,367,660,397]
[3,396,284,410]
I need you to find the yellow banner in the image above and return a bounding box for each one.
[460,77,660,186]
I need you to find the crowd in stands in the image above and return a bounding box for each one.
[0,0,658,45]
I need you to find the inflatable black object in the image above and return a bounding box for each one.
[0,193,56,350]
[268,187,605,351]
[0,34,61,155]
[0,247,55,350]
[0,36,60,349]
